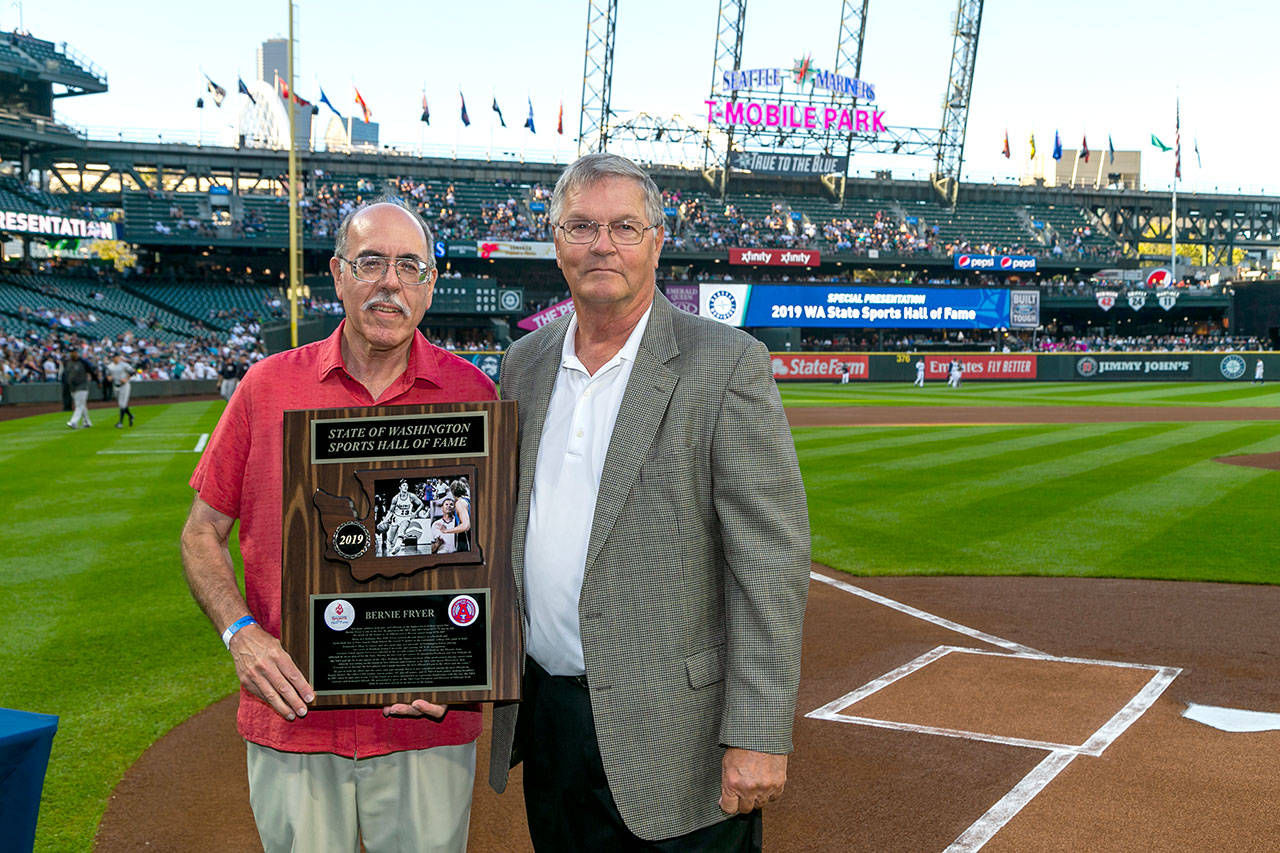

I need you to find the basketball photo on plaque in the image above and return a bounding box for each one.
[370,472,475,559]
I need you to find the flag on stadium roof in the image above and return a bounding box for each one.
[1080,135,1089,163]
[1175,101,1181,180]
[278,79,311,108]
[1194,138,1201,169]
[354,87,372,123]
[1001,130,1009,158]
[204,74,226,107]
[557,101,564,135]
[524,97,535,134]
[420,92,430,125]
[318,87,343,120]
[460,91,471,127]
[1052,131,1062,161]
[237,77,255,105]
[492,97,506,127]
[1150,134,1171,152]
[1108,134,1115,163]
[1028,133,1035,160]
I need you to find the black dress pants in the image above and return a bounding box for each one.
[519,657,762,852]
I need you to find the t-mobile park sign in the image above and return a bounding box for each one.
[706,57,884,134]
[729,248,820,266]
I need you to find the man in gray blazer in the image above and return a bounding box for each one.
[490,152,810,850]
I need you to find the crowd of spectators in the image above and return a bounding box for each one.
[795,330,1265,353]
[125,170,1135,264]
[1,323,265,389]
[1030,334,1264,353]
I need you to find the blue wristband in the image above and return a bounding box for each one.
[221,615,257,649]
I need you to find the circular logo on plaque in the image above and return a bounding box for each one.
[324,599,355,631]
[448,594,479,627]
[1220,354,1246,380]
[1076,356,1098,378]
[500,289,522,311]
[332,520,371,560]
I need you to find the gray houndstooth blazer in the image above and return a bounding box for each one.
[489,290,810,841]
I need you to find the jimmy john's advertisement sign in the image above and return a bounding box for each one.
[1074,356,1192,379]
[281,401,521,707]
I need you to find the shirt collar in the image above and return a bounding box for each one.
[317,319,441,389]
[560,304,653,376]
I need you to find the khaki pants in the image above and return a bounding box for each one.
[245,740,475,853]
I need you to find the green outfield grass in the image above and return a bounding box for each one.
[0,402,237,852]
[2,385,1277,849]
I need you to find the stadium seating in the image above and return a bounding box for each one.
[129,281,286,330]
[0,277,189,342]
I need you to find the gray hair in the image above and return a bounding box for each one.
[334,195,436,269]
[549,152,665,231]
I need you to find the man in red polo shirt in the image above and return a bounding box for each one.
[181,199,495,852]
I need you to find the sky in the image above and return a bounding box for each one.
[30,0,1280,196]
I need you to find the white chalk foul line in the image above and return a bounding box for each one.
[943,749,1078,853]
[806,574,1183,852]
[808,571,1041,655]
[96,433,210,455]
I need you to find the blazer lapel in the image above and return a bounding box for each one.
[583,293,680,577]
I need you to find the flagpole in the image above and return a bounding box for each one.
[287,0,300,349]
[1171,96,1178,284]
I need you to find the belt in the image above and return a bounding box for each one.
[529,658,588,689]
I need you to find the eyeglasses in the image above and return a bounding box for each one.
[557,219,658,245]
[338,255,432,285]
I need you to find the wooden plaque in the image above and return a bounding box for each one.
[281,401,520,707]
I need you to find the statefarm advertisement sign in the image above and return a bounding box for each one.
[923,354,1037,380]
[771,354,869,381]
[729,248,820,267]
[700,284,1011,329]
[705,57,885,135]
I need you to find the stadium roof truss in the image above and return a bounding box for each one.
[578,0,979,206]
[1092,194,1280,263]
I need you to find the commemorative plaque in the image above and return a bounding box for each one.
[280,402,520,707]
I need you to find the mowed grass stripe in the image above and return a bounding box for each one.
[942,422,1273,568]
[801,422,1174,500]
[970,424,1279,579]
[802,421,1280,581]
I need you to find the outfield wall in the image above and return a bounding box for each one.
[5,352,1278,406]
[1,380,216,405]
[768,352,1280,382]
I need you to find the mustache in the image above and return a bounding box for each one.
[361,290,410,316]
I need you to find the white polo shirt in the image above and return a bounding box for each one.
[523,306,652,676]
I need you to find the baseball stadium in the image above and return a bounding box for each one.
[2,1,1278,851]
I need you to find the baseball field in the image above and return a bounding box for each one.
[3,380,1277,851]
